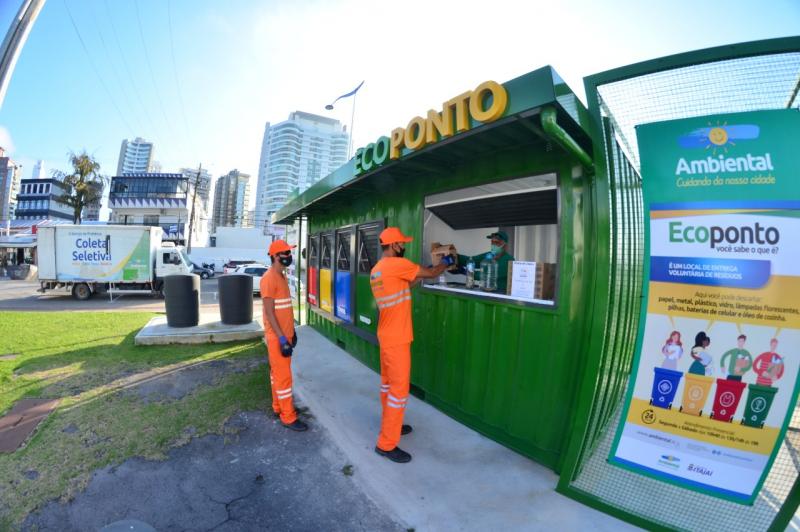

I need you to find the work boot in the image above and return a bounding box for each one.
[282,419,308,432]
[374,446,412,463]
[401,424,413,435]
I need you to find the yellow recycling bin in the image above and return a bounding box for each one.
[679,373,714,416]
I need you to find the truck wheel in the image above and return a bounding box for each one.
[72,283,92,301]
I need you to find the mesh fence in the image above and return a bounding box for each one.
[568,51,800,530]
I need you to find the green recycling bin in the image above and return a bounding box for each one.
[742,384,778,428]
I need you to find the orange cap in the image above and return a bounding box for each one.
[379,227,413,245]
[268,239,296,256]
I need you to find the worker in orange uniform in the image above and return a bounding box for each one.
[261,239,307,432]
[370,227,453,463]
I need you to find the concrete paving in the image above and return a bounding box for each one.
[134,313,263,345]
[291,325,639,531]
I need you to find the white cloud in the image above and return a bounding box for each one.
[0,126,14,154]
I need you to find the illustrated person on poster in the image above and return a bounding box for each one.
[688,332,713,376]
[721,334,753,381]
[660,330,684,370]
[753,338,785,387]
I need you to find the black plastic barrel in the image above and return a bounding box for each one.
[164,274,200,327]
[218,274,253,325]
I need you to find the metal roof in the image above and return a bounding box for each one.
[273,66,592,225]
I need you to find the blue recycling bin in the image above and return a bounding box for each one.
[650,368,683,409]
[335,271,352,321]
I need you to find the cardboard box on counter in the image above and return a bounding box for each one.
[430,242,458,271]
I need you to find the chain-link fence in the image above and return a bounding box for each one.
[564,46,800,531]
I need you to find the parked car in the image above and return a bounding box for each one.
[232,264,268,293]
[223,260,256,274]
[191,262,214,279]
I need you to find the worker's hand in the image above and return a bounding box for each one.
[441,255,455,266]
[279,335,294,357]
[291,332,298,348]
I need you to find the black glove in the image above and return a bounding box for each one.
[279,335,293,357]
[291,332,298,348]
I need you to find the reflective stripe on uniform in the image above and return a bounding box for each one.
[378,295,411,309]
[388,394,407,404]
[387,401,406,409]
[375,288,410,303]
[276,388,293,399]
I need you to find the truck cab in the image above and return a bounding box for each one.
[156,242,192,279]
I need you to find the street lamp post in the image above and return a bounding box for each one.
[325,81,364,159]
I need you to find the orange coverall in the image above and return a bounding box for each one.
[370,257,420,451]
[261,268,297,425]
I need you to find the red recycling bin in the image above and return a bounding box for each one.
[711,378,746,422]
[307,266,318,306]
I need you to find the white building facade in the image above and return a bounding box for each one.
[108,172,208,247]
[255,111,348,234]
[117,137,154,175]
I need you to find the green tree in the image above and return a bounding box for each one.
[54,151,107,224]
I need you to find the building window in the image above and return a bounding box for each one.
[421,173,559,306]
[143,215,159,226]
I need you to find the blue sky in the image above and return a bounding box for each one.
[0,0,798,220]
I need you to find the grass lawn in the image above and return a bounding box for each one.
[0,311,269,528]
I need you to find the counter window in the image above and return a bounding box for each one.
[422,173,558,306]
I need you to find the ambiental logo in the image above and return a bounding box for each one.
[678,124,759,151]
[674,123,774,176]
[658,455,681,470]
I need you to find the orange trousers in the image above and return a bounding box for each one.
[377,343,411,451]
[267,335,297,425]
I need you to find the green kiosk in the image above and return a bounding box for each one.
[274,66,593,469]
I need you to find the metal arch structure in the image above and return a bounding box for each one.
[0,0,46,111]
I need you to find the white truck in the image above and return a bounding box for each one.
[37,225,192,300]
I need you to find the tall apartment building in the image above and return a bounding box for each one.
[255,111,348,233]
[117,137,154,175]
[0,147,22,224]
[31,160,46,179]
[212,169,250,233]
[108,172,208,247]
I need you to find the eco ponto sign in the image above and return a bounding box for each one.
[354,80,508,175]
[610,109,800,504]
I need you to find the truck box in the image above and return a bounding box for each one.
[37,225,162,283]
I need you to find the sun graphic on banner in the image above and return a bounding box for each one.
[703,122,736,155]
[707,126,729,146]
[678,122,759,155]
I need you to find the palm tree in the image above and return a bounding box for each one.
[55,151,107,224]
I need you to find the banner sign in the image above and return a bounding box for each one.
[609,109,800,504]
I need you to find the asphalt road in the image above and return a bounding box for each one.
[0,279,264,313]
[22,407,402,531]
